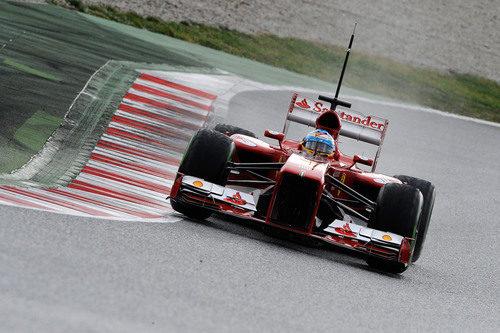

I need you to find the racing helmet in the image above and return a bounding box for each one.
[301,129,335,157]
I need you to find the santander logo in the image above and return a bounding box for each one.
[296,98,310,109]
[293,96,386,131]
[338,112,385,130]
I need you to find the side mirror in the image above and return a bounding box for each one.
[264,129,285,149]
[353,154,373,167]
[264,129,285,142]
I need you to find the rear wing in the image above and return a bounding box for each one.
[282,94,389,171]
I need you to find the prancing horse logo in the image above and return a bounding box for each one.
[335,223,356,237]
[225,192,247,206]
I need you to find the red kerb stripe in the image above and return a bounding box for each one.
[139,73,217,100]
[118,104,199,130]
[2,187,114,216]
[97,140,179,166]
[132,83,211,111]
[45,188,163,219]
[105,128,172,148]
[90,153,172,179]
[110,115,190,140]
[82,166,171,193]
[69,180,168,209]
[124,93,206,121]
[0,190,56,211]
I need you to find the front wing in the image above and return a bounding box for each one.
[170,174,412,265]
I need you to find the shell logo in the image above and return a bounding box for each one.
[382,234,392,241]
[193,180,203,187]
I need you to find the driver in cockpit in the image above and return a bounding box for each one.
[300,129,335,161]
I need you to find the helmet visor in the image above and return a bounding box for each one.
[303,140,334,156]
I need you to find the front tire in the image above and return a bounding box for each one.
[366,183,423,273]
[171,129,234,219]
[214,123,257,138]
[314,197,342,230]
[394,175,435,262]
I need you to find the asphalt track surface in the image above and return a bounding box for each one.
[1,91,499,332]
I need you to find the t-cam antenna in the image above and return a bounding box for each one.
[319,23,357,110]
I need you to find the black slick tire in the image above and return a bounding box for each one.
[314,196,342,230]
[214,123,257,138]
[394,175,436,262]
[366,183,423,273]
[171,128,234,220]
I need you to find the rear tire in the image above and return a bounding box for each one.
[171,129,234,219]
[214,123,257,138]
[394,175,435,262]
[366,183,423,273]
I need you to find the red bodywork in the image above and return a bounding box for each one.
[230,134,397,207]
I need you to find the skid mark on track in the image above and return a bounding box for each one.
[0,71,221,222]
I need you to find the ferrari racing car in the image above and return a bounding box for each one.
[169,28,436,274]
[169,92,436,273]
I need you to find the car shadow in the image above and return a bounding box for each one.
[175,211,404,279]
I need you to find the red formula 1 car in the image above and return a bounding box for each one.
[169,29,436,274]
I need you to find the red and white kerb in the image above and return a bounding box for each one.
[0,72,217,221]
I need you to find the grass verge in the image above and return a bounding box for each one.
[58,0,499,122]
[13,109,62,152]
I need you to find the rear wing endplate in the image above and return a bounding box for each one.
[283,94,389,171]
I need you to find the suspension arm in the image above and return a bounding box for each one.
[325,174,375,208]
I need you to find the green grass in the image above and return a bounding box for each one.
[13,109,62,151]
[3,58,62,82]
[60,2,499,122]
